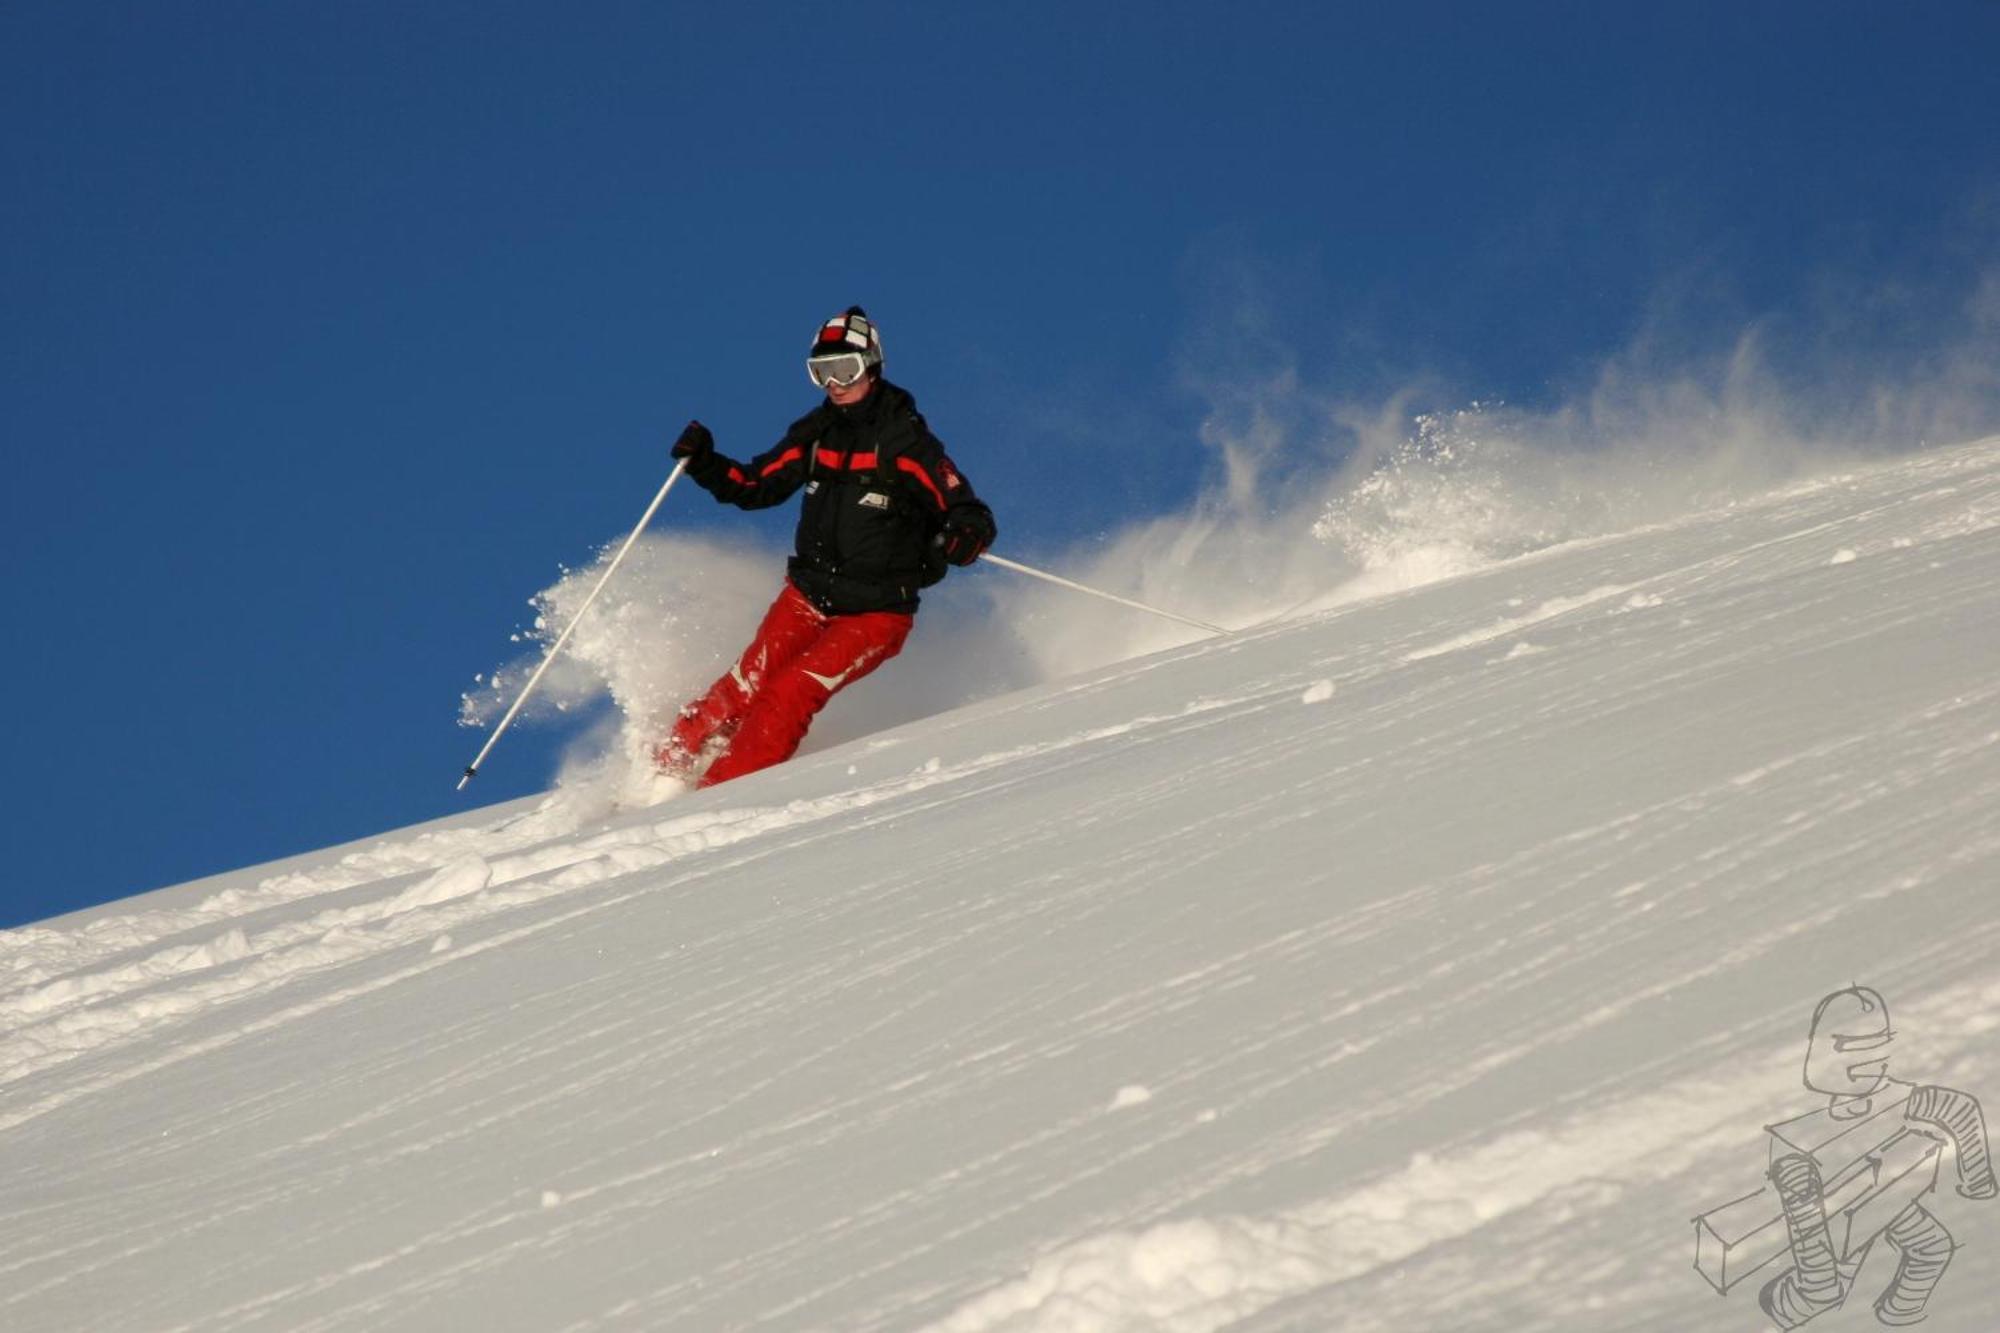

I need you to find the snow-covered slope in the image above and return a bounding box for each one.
[6,438,2000,1332]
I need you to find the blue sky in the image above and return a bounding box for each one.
[4,2,1997,926]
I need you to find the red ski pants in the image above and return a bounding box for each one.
[662,581,912,787]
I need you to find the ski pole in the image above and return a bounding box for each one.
[457,459,690,790]
[978,552,1228,638]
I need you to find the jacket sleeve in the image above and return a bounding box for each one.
[686,422,815,512]
[891,427,995,533]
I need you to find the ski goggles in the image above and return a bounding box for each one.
[807,352,872,390]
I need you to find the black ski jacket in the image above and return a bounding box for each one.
[684,379,995,615]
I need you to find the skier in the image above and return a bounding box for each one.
[655,307,997,787]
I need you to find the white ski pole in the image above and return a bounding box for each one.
[978,552,1228,638]
[457,458,690,790]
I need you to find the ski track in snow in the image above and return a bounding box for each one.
[4,437,2000,1331]
[0,691,1280,1110]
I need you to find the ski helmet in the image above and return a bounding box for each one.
[808,306,884,384]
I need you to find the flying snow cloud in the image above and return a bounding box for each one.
[464,258,2000,801]
[457,531,777,800]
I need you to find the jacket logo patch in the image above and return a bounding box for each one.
[858,491,890,509]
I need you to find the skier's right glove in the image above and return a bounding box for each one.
[671,420,714,462]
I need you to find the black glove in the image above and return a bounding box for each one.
[937,505,996,566]
[671,420,714,462]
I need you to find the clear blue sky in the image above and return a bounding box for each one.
[4,2,1996,926]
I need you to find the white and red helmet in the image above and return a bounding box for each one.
[807,306,884,389]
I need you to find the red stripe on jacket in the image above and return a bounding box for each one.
[804,445,947,510]
[896,456,947,510]
[815,448,880,471]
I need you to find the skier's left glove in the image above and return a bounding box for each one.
[937,505,996,566]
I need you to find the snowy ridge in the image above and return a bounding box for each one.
[4,437,2000,1331]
